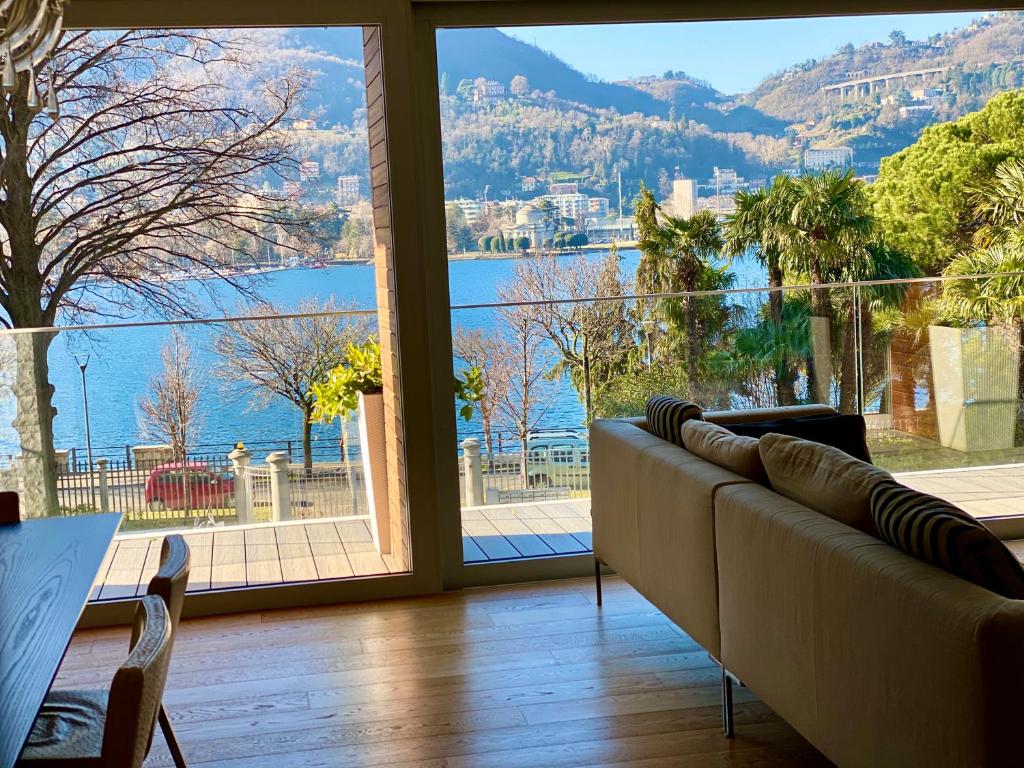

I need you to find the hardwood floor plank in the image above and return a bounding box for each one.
[58,577,830,768]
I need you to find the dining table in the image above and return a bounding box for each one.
[0,512,121,768]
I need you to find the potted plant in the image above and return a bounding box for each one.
[312,338,484,554]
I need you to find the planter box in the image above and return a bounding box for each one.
[357,391,391,555]
[928,325,1020,452]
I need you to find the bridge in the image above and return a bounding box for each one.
[822,65,951,98]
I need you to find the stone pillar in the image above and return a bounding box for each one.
[461,438,483,507]
[266,451,291,523]
[97,457,110,513]
[228,447,252,524]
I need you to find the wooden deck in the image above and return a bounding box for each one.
[91,500,593,601]
[896,463,1024,518]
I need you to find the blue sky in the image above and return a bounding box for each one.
[501,12,985,94]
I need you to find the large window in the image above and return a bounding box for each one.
[0,26,414,598]
[440,12,1024,565]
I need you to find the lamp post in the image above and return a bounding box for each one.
[74,353,95,506]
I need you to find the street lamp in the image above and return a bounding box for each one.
[74,353,95,506]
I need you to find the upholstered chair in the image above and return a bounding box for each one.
[19,595,174,768]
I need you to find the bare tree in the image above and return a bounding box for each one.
[490,302,555,486]
[138,329,203,462]
[214,298,373,472]
[0,30,314,515]
[510,251,634,423]
[453,327,508,459]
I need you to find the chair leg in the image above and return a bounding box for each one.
[721,668,735,738]
[159,703,188,767]
[594,557,602,607]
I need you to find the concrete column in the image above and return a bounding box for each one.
[97,458,109,513]
[266,451,291,523]
[228,447,252,524]
[462,438,484,507]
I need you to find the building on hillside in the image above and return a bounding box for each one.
[473,79,506,103]
[712,168,740,194]
[671,178,698,218]
[299,161,320,182]
[283,180,303,199]
[336,175,361,207]
[804,146,854,171]
[545,192,590,222]
[501,203,557,248]
[549,182,579,195]
[522,176,539,192]
[452,198,486,225]
[587,197,610,218]
[899,103,935,118]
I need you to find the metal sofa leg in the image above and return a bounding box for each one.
[594,557,603,606]
[721,668,735,738]
[159,703,188,767]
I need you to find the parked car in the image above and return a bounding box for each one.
[525,430,589,488]
[144,462,235,512]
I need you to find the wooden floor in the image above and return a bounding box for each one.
[92,501,593,601]
[58,576,832,767]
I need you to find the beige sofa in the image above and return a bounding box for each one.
[590,408,1024,768]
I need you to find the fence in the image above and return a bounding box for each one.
[459,439,591,506]
[49,448,367,531]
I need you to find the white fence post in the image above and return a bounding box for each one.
[266,451,291,522]
[462,438,484,507]
[228,447,252,524]
[97,457,109,513]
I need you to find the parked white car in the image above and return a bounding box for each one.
[525,430,589,489]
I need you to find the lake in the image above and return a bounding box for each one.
[0,249,767,461]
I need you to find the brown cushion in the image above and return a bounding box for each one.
[681,420,767,485]
[870,479,1024,599]
[759,433,893,536]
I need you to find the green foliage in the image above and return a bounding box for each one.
[310,339,383,422]
[454,366,485,421]
[942,244,1024,324]
[871,90,1024,273]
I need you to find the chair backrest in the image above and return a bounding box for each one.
[102,596,174,768]
[147,535,191,631]
[0,491,19,523]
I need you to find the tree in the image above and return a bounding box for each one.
[969,156,1024,247]
[456,78,475,101]
[510,75,529,97]
[639,209,729,399]
[445,202,474,253]
[453,328,507,458]
[0,31,312,515]
[509,251,634,422]
[214,298,372,472]
[871,90,1024,273]
[138,329,203,462]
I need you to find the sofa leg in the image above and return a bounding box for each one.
[594,557,603,607]
[721,668,735,738]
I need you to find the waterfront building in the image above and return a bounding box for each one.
[545,192,590,222]
[671,178,698,218]
[587,197,610,218]
[502,203,557,248]
[452,198,487,225]
[336,175,361,207]
[804,146,854,171]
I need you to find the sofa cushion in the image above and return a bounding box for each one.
[759,433,892,535]
[726,412,871,463]
[645,395,703,447]
[681,420,767,485]
[870,479,1024,599]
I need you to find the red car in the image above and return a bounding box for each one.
[144,462,235,512]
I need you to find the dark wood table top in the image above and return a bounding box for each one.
[0,513,121,768]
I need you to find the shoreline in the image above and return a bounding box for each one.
[446,241,639,261]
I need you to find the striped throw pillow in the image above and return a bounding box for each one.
[645,396,703,448]
[870,479,1024,599]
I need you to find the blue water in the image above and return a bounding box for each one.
[0,250,766,460]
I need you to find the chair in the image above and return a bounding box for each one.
[19,595,174,768]
[0,491,19,523]
[141,535,191,768]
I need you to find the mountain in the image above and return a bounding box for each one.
[436,28,668,116]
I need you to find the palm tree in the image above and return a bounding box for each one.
[970,157,1024,248]
[639,209,727,391]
